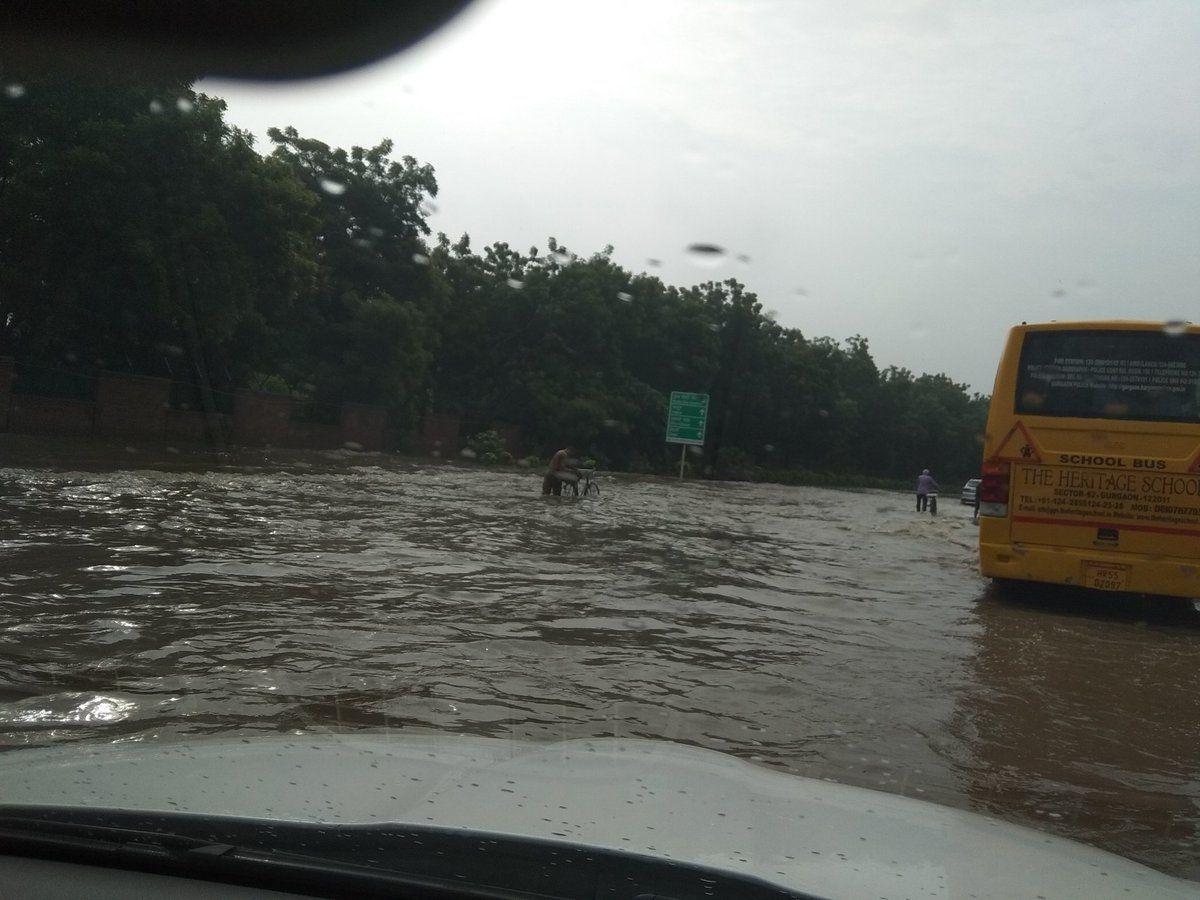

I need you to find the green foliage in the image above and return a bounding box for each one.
[0,72,989,484]
[465,429,512,465]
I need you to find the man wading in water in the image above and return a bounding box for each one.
[916,468,939,513]
[542,445,580,496]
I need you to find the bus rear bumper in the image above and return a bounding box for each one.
[979,541,1200,599]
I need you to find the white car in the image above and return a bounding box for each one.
[962,477,981,504]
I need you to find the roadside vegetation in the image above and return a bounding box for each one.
[0,73,988,483]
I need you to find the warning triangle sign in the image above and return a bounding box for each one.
[988,421,1041,464]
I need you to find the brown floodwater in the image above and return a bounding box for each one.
[0,452,1197,879]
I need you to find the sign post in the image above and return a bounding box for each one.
[665,391,709,480]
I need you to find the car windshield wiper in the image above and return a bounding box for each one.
[0,806,816,900]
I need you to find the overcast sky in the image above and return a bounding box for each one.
[206,0,1200,393]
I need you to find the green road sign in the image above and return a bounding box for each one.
[665,391,709,446]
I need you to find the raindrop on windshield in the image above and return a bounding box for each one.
[412,253,430,265]
[460,447,477,459]
[646,258,662,267]
[736,253,751,263]
[794,287,809,296]
[685,243,727,267]
[506,278,525,289]
[319,178,347,196]
[175,97,194,113]
[550,251,571,266]
[4,83,27,99]
[1050,288,1066,298]
[1163,320,1189,336]
[148,99,165,114]
[419,200,439,216]
[617,291,632,302]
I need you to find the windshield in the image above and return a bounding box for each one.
[1,1,1199,895]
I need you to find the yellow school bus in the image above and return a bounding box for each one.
[979,321,1200,599]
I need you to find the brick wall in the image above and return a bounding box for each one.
[232,391,294,446]
[8,397,95,436]
[339,403,388,451]
[95,373,170,437]
[0,357,12,429]
[0,359,395,453]
[421,414,461,456]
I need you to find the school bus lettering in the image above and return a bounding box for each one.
[1055,454,1167,469]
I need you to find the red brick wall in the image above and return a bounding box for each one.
[232,391,294,445]
[0,367,395,454]
[339,403,388,451]
[164,409,210,442]
[0,357,12,429]
[289,421,341,449]
[8,397,95,435]
[421,414,461,456]
[494,422,523,458]
[95,373,170,437]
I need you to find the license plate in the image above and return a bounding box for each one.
[1083,562,1130,592]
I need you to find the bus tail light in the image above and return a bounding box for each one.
[979,469,1010,518]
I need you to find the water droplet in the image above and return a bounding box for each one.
[506,278,524,289]
[412,253,430,265]
[818,409,830,418]
[175,97,194,113]
[1163,320,1189,336]
[617,291,632,302]
[794,287,809,296]
[763,444,775,452]
[460,447,477,459]
[550,251,571,266]
[1050,288,1066,298]
[707,323,720,332]
[368,226,385,238]
[646,258,662,267]
[319,178,346,196]
[685,243,727,267]
[419,200,439,216]
[736,253,751,263]
[342,441,363,451]
[148,99,165,114]
[4,83,26,99]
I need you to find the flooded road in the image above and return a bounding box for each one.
[1,455,1197,879]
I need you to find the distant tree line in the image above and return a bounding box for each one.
[0,72,988,482]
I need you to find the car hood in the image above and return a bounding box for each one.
[0,733,1190,899]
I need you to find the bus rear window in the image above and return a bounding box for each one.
[1015,329,1200,422]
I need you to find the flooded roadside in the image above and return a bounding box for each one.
[0,454,1197,878]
